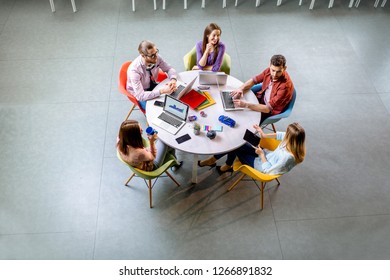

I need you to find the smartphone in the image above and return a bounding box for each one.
[243,129,261,147]
[176,134,191,144]
[154,100,164,107]
[198,85,210,90]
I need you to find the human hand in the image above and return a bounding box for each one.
[147,133,158,142]
[230,89,243,99]
[205,43,213,54]
[255,146,264,156]
[253,124,265,137]
[233,99,247,108]
[160,85,174,94]
[167,79,177,91]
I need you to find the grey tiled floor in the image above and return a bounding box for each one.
[0,0,389,260]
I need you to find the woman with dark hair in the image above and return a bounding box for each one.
[117,120,181,171]
[194,23,225,72]
[199,123,306,175]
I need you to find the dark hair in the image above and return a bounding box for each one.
[202,23,222,64]
[270,54,287,68]
[138,40,156,56]
[117,120,144,155]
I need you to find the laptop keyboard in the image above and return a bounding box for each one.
[221,91,235,108]
[171,84,185,98]
[158,112,182,127]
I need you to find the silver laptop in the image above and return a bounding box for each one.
[170,76,197,99]
[152,95,189,135]
[216,78,244,112]
[199,71,227,85]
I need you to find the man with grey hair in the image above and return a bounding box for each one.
[127,40,178,110]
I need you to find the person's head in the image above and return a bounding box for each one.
[202,23,222,62]
[138,40,159,66]
[117,120,144,155]
[283,122,306,164]
[269,54,287,81]
[203,23,222,46]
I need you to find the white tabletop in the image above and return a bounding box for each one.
[146,71,259,156]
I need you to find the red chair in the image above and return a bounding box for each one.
[119,61,168,121]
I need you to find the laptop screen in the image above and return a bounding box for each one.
[164,95,189,121]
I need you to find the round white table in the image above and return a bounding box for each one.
[146,70,259,183]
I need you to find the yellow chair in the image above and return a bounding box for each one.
[227,137,282,210]
[183,46,231,75]
[117,145,180,208]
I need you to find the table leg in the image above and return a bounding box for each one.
[192,154,213,184]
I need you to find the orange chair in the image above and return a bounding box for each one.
[119,61,168,121]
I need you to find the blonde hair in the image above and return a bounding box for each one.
[283,122,306,164]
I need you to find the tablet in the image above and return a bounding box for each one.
[243,129,260,147]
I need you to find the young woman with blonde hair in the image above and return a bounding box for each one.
[199,122,306,175]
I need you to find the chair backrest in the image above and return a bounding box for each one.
[119,61,144,110]
[183,46,231,75]
[261,88,296,126]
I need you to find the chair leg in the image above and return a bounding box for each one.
[227,173,245,191]
[256,0,261,7]
[125,173,136,186]
[71,0,77,12]
[165,171,180,186]
[276,178,281,186]
[148,179,153,208]
[154,0,157,10]
[260,182,265,210]
[235,0,238,6]
[132,0,135,11]
[49,0,55,12]
[184,0,187,9]
[201,0,205,8]
[382,0,387,7]
[271,123,277,133]
[124,103,136,121]
[374,0,380,6]
[309,0,315,9]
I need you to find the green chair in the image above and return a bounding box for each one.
[117,146,180,208]
[183,46,231,75]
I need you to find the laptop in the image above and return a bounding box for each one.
[170,76,197,99]
[152,95,189,135]
[199,71,227,85]
[216,78,243,111]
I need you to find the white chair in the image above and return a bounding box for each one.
[49,0,77,12]
[235,0,261,6]
[354,0,387,7]
[163,0,188,9]
[308,0,354,9]
[202,0,227,8]
[132,0,157,12]
[276,0,301,6]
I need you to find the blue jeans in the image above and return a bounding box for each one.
[139,101,147,111]
[214,143,257,167]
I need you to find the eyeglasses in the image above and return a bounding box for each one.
[144,49,159,59]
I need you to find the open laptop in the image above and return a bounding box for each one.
[216,78,243,111]
[170,76,197,99]
[152,95,189,135]
[199,71,227,85]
